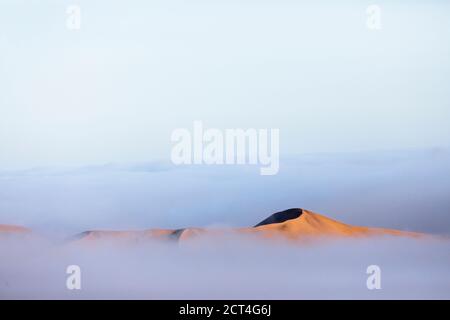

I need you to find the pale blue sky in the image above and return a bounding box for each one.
[1,0,450,169]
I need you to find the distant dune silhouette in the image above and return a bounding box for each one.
[0,224,31,235]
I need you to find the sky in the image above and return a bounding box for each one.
[1,0,450,169]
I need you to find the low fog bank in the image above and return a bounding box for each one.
[0,148,449,237]
[0,236,449,299]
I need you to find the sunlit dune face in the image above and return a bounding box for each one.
[176,228,207,241]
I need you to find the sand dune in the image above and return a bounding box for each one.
[71,227,213,245]
[70,228,177,244]
[245,208,423,240]
[0,224,31,235]
[68,208,425,244]
[0,208,426,244]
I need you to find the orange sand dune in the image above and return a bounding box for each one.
[0,224,31,235]
[71,227,213,244]
[70,208,425,244]
[241,208,423,241]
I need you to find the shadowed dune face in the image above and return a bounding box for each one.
[254,208,303,227]
[67,208,426,245]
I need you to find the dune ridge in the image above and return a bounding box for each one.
[0,208,426,244]
[69,208,426,244]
